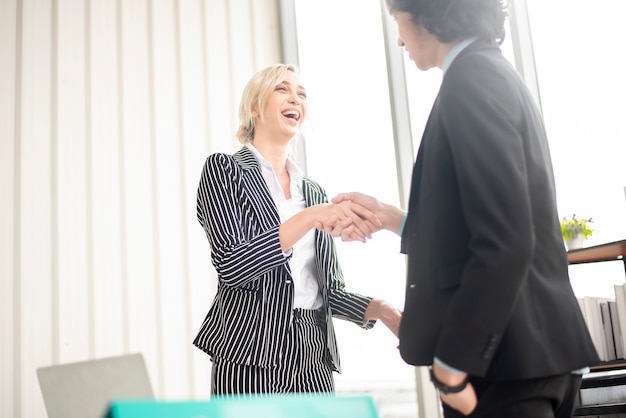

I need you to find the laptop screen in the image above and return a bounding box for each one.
[37,353,154,418]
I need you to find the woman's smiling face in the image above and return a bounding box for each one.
[254,70,308,140]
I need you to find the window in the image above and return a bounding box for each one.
[283,0,626,408]
[290,0,415,393]
[524,0,626,297]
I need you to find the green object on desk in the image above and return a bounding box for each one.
[108,399,211,418]
[108,394,379,418]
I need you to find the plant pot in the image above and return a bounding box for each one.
[564,235,585,251]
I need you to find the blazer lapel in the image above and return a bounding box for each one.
[301,178,332,302]
[232,147,281,230]
[400,95,434,253]
[301,178,325,207]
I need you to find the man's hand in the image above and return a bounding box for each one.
[432,362,477,416]
[331,192,405,238]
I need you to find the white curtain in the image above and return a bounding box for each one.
[0,0,282,416]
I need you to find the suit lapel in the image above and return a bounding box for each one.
[400,89,438,252]
[301,178,325,207]
[232,147,281,230]
[301,178,331,303]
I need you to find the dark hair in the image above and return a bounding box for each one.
[385,0,507,45]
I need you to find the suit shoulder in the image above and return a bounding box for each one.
[203,152,237,171]
[440,49,522,114]
[199,152,242,184]
[205,151,233,164]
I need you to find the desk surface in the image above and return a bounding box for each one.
[567,239,626,265]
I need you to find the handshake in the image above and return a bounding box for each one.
[314,192,406,243]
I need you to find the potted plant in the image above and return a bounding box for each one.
[560,214,594,251]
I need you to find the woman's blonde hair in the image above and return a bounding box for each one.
[236,64,299,145]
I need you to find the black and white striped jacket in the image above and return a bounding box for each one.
[193,146,374,372]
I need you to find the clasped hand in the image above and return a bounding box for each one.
[314,200,382,243]
[315,192,403,242]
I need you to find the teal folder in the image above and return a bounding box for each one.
[108,399,210,417]
[109,395,378,418]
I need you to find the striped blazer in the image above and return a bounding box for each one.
[193,146,374,372]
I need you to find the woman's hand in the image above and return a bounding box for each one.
[364,299,402,337]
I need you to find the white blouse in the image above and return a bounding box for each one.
[248,144,322,309]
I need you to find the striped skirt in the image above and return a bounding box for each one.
[210,308,335,395]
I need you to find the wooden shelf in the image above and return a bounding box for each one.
[590,360,626,372]
[574,403,626,416]
[581,369,626,389]
[567,239,626,266]
[576,368,626,416]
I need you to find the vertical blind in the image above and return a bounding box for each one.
[0,0,282,416]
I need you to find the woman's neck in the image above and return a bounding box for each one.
[252,137,289,178]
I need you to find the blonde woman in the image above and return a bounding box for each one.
[194,64,402,395]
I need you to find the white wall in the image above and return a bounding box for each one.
[0,0,282,416]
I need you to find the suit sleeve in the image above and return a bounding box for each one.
[196,153,289,288]
[304,179,376,329]
[322,231,376,329]
[433,59,534,373]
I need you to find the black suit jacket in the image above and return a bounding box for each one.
[399,40,599,379]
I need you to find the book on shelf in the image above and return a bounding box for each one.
[609,300,625,360]
[601,302,618,361]
[614,284,626,360]
[582,296,612,362]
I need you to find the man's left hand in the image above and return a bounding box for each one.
[433,363,477,416]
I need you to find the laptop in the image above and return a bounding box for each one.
[37,353,154,418]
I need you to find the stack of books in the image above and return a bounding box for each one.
[577,285,626,363]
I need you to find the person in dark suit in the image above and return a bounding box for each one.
[328,0,599,416]
[194,64,402,395]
